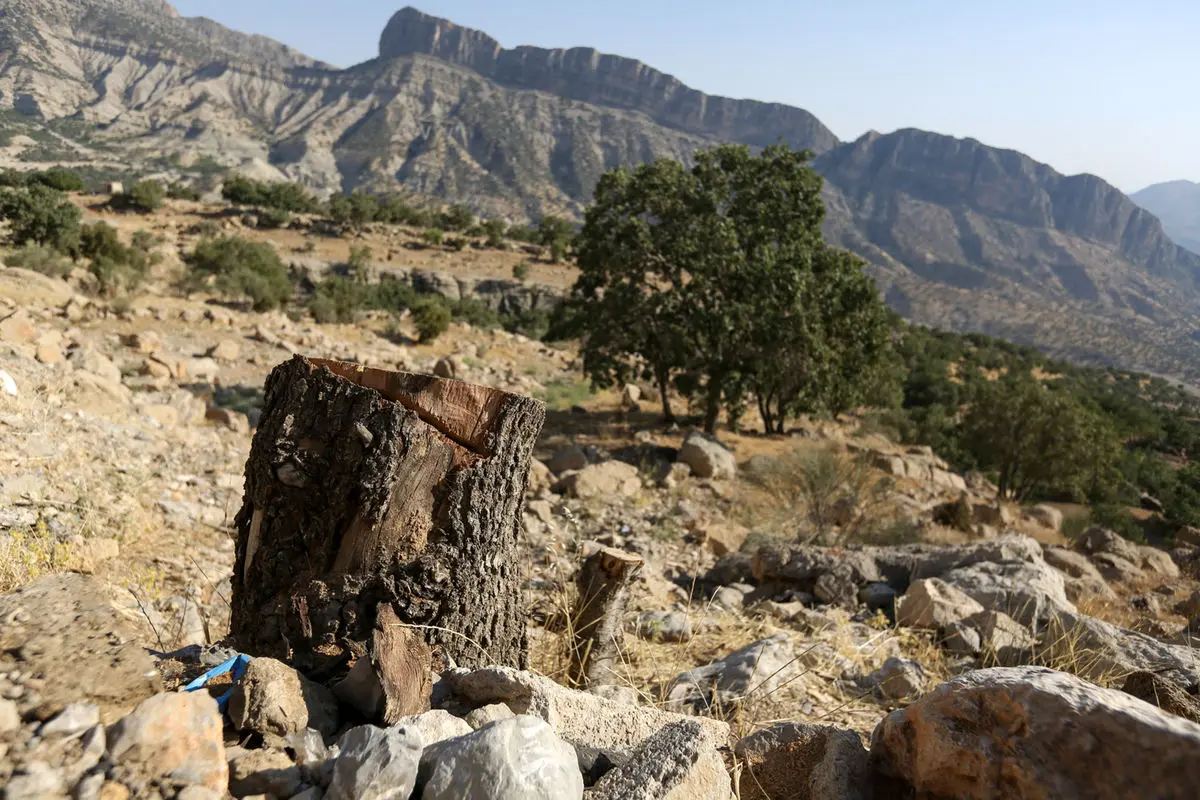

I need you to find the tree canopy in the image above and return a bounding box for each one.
[567,143,894,433]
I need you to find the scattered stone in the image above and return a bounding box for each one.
[1041,612,1200,688]
[107,692,228,794]
[862,582,898,614]
[703,521,749,557]
[964,610,1034,665]
[464,702,515,730]
[39,701,99,737]
[940,559,1074,626]
[1091,552,1146,583]
[631,610,692,643]
[228,657,340,738]
[433,356,458,379]
[666,635,798,715]
[5,761,65,799]
[326,724,423,800]
[813,569,859,609]
[710,585,747,612]
[1137,546,1180,578]
[68,346,122,384]
[865,657,927,702]
[526,459,553,495]
[1074,526,1142,564]
[1025,504,1064,531]
[1122,671,1200,724]
[206,406,250,433]
[0,369,16,397]
[591,720,730,800]
[556,460,641,500]
[575,743,629,787]
[0,697,20,734]
[0,307,36,343]
[1043,547,1106,581]
[677,431,736,480]
[943,621,982,655]
[734,721,871,800]
[655,461,692,489]
[436,667,730,751]
[871,667,1200,799]
[421,715,583,799]
[206,340,241,361]
[228,748,304,798]
[395,708,472,745]
[548,445,588,475]
[895,578,985,629]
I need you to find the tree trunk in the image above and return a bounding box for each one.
[703,374,724,434]
[655,366,675,424]
[567,546,643,688]
[230,356,545,719]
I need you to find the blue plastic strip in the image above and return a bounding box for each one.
[183,654,252,713]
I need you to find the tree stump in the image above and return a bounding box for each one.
[230,356,545,721]
[567,546,643,688]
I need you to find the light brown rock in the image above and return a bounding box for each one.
[0,308,37,343]
[107,692,228,793]
[206,339,241,361]
[703,521,749,557]
[206,406,250,433]
[591,720,731,800]
[734,722,870,800]
[228,657,340,738]
[871,667,1200,800]
[895,578,985,630]
[556,460,641,500]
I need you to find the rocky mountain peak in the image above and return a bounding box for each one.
[378,6,501,67]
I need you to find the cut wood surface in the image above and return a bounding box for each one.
[230,355,545,719]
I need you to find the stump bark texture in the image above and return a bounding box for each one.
[230,356,545,711]
[568,546,643,688]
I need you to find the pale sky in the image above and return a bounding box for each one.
[171,0,1194,193]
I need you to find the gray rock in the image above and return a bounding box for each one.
[677,431,736,480]
[866,657,927,701]
[895,535,1045,581]
[871,666,1200,799]
[666,634,798,715]
[228,748,304,798]
[326,724,423,800]
[1063,575,1119,603]
[710,585,746,612]
[944,621,982,655]
[228,657,340,738]
[941,559,1074,626]
[394,709,472,746]
[632,610,693,642]
[1074,526,1142,563]
[591,720,730,800]
[437,667,730,750]
[39,702,99,737]
[1092,551,1146,583]
[548,445,588,475]
[464,702,515,729]
[895,577,985,629]
[556,460,641,499]
[813,569,859,609]
[1041,612,1200,689]
[588,684,639,706]
[862,582,898,613]
[1043,547,1106,581]
[965,610,1034,665]
[1136,546,1180,579]
[574,743,629,786]
[734,722,871,800]
[4,761,65,799]
[421,715,583,800]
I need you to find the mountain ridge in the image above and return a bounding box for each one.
[1131,180,1200,256]
[2,1,1200,380]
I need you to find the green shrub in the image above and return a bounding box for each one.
[481,219,507,247]
[112,180,166,213]
[422,229,444,247]
[451,297,501,330]
[0,185,81,252]
[256,208,292,229]
[512,262,531,281]
[5,244,71,278]
[411,297,452,342]
[437,204,474,232]
[78,222,156,296]
[222,176,319,214]
[310,276,368,324]
[445,236,467,252]
[34,168,86,193]
[187,236,292,311]
[369,279,418,313]
[167,181,202,201]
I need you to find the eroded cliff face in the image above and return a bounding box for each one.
[376,6,840,154]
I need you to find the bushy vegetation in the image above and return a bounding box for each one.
[0,184,82,252]
[411,297,452,342]
[222,176,321,214]
[111,180,166,213]
[5,243,71,278]
[561,143,893,433]
[79,222,159,296]
[186,236,292,311]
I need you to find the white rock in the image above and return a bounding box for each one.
[421,715,583,800]
[327,724,423,800]
[0,369,16,397]
[394,709,472,746]
[666,635,798,715]
[895,578,985,630]
[677,432,736,480]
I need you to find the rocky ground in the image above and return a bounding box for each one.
[3,256,1200,798]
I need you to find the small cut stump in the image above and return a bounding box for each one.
[230,356,545,722]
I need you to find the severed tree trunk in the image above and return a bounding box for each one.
[567,546,643,688]
[230,355,544,720]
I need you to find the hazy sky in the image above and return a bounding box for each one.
[170,0,1194,193]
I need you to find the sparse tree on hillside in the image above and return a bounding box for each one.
[186,235,292,311]
[569,143,893,433]
[0,184,81,253]
[537,215,574,263]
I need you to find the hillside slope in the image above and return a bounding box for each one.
[1131,180,1200,255]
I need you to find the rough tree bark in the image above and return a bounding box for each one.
[230,355,545,721]
[567,546,643,688]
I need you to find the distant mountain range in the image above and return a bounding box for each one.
[2,1,1200,381]
[1131,181,1200,255]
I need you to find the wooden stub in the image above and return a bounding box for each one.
[230,355,545,719]
[568,546,644,688]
